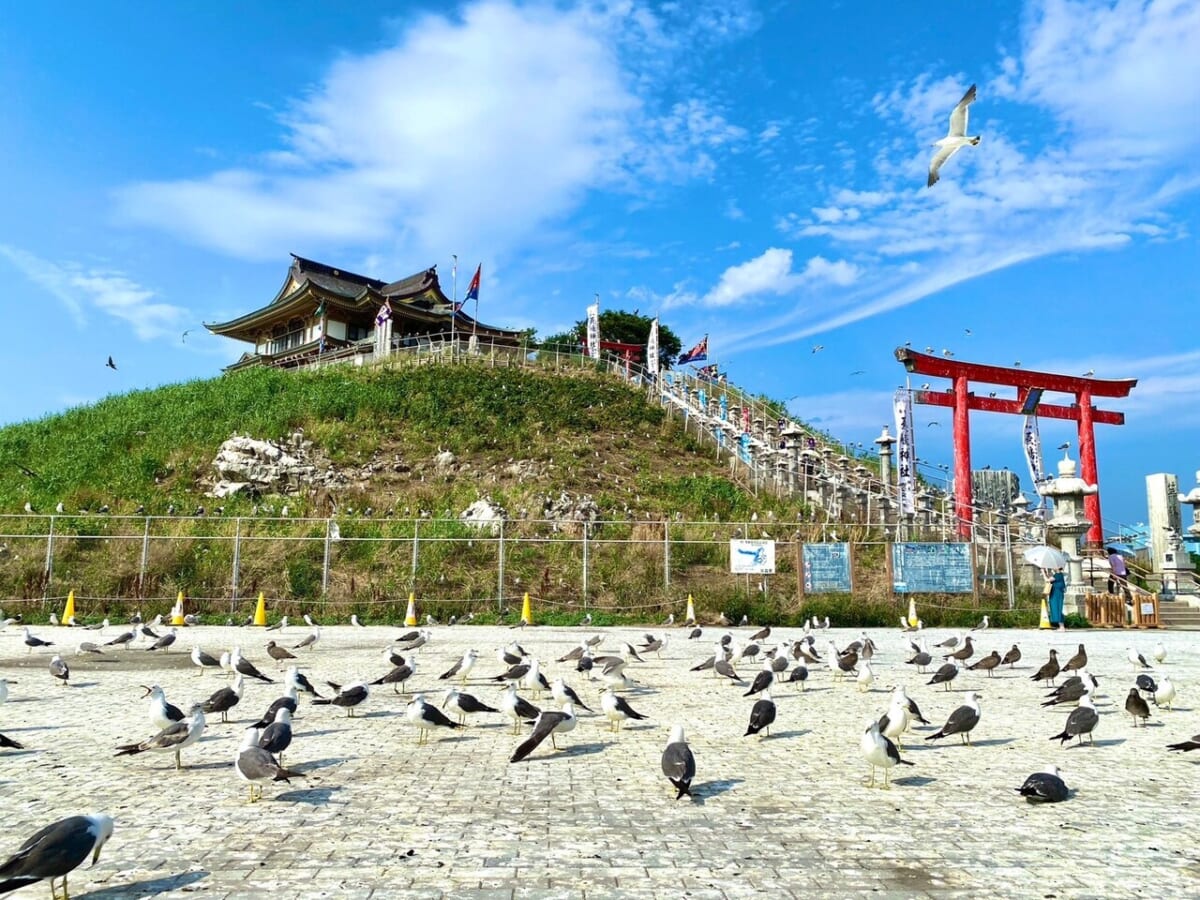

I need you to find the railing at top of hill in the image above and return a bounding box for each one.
[300,329,1039,546]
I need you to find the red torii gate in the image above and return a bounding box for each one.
[895,348,1137,544]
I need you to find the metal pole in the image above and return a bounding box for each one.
[322,519,332,596]
[451,254,458,350]
[497,519,506,612]
[43,515,55,600]
[411,520,420,592]
[139,516,151,599]
[663,520,671,590]
[1004,515,1015,609]
[231,517,242,613]
[581,529,589,608]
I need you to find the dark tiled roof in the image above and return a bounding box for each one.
[290,255,387,294]
[381,267,440,299]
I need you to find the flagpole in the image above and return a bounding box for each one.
[451,254,458,347]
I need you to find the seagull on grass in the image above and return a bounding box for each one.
[927,84,980,187]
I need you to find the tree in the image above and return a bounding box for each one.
[537,310,682,369]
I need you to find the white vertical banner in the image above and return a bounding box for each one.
[646,317,659,380]
[893,388,916,515]
[586,302,601,360]
[1022,414,1045,488]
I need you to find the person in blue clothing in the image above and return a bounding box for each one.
[1045,568,1067,631]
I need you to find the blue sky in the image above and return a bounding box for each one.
[2,0,1198,533]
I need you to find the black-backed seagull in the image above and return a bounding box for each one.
[115,703,206,770]
[203,674,245,723]
[510,702,577,762]
[315,680,369,716]
[1049,692,1098,745]
[860,718,913,789]
[744,686,776,738]
[925,691,981,745]
[439,649,478,682]
[661,724,696,799]
[441,688,499,725]
[1015,765,1069,802]
[0,813,113,899]
[142,685,185,731]
[499,683,540,734]
[49,655,69,687]
[406,693,462,744]
[258,707,294,766]
[236,727,304,803]
[600,686,647,732]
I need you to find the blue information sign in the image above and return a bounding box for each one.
[892,542,974,593]
[803,542,852,593]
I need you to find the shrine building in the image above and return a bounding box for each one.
[206,255,523,370]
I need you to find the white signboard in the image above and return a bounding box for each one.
[730,539,776,574]
[586,302,601,360]
[646,317,659,380]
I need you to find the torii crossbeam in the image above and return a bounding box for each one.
[895,348,1137,544]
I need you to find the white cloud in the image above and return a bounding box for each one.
[728,0,1200,354]
[0,245,186,340]
[702,248,796,307]
[114,1,750,264]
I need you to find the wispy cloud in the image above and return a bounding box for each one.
[114,0,754,265]
[0,245,186,340]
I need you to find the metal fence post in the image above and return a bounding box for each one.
[581,528,589,609]
[663,521,671,590]
[497,519,506,612]
[43,515,55,600]
[231,517,242,613]
[322,518,332,596]
[139,517,151,599]
[410,520,420,592]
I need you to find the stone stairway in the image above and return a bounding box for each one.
[1158,597,1200,629]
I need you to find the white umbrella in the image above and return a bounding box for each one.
[1023,545,1067,569]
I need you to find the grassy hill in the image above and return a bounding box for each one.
[0,362,1037,626]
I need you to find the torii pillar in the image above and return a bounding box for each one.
[895,348,1136,544]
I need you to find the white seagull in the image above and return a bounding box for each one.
[927,84,980,187]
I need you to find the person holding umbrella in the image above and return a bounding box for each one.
[1044,568,1067,631]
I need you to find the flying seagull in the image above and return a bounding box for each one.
[0,814,114,899]
[105,356,117,370]
[927,83,980,187]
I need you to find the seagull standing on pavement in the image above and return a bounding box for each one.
[115,703,207,770]
[0,813,114,899]
[510,702,577,762]
[293,626,321,651]
[235,727,304,803]
[600,686,647,733]
[861,718,913,789]
[661,724,696,799]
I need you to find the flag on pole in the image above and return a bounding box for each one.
[314,300,326,317]
[1022,414,1047,488]
[586,302,601,359]
[375,300,392,326]
[893,388,917,515]
[646,317,659,380]
[464,264,481,303]
[679,335,708,364]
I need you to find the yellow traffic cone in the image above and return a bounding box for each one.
[253,591,268,626]
[1039,597,1051,630]
[404,592,418,627]
[171,590,186,626]
[61,590,75,626]
[907,597,918,628]
[521,592,532,625]
[685,594,696,623]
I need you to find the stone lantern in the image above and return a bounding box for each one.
[1179,471,1200,542]
[874,426,897,494]
[781,422,805,492]
[1038,453,1097,613]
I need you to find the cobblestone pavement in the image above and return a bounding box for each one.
[1,620,1198,898]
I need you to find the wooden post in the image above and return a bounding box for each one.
[970,541,981,607]
[795,539,804,609]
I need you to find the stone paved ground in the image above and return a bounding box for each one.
[1,620,1198,899]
